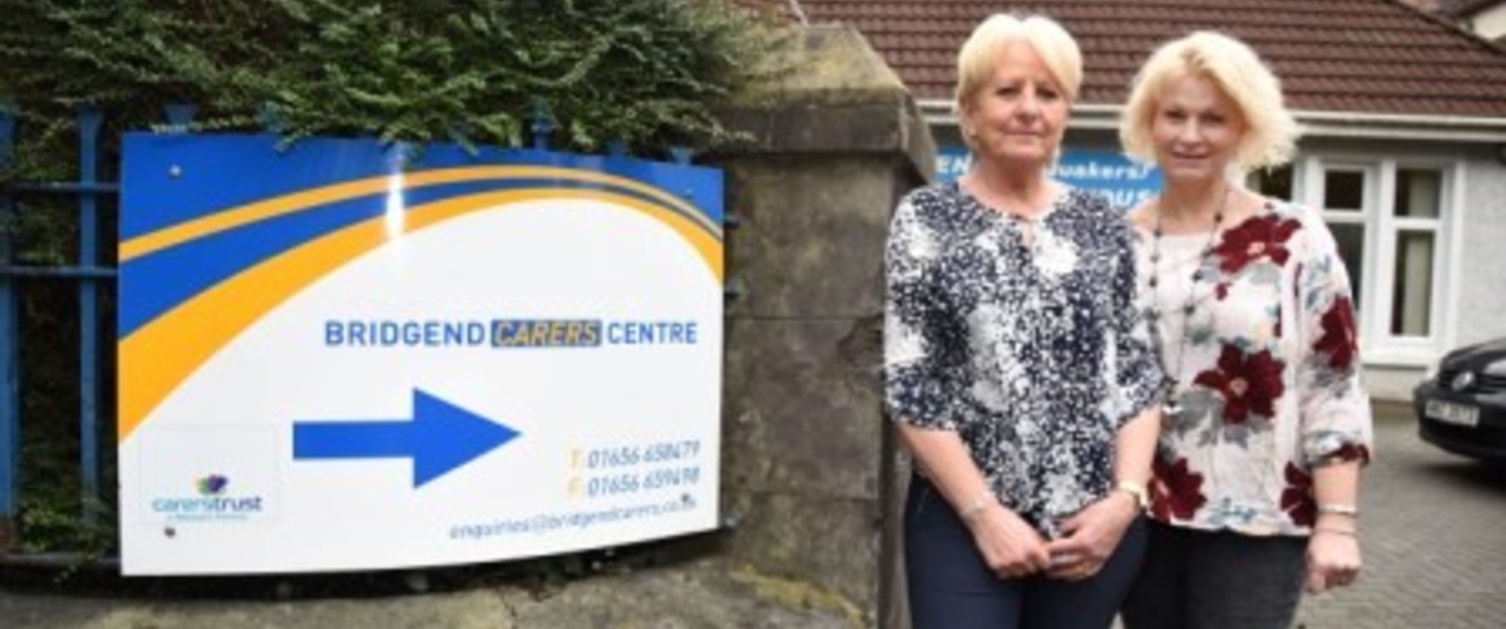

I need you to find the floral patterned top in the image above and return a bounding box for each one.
[885,182,1162,537]
[1132,198,1373,537]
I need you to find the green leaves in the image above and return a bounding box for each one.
[0,0,780,163]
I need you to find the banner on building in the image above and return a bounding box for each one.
[937,146,1162,209]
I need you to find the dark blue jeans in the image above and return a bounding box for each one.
[904,476,1148,629]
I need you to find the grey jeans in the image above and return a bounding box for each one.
[1120,521,1307,629]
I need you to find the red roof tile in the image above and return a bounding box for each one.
[778,0,1506,117]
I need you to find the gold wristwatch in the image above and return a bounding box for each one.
[1115,481,1150,511]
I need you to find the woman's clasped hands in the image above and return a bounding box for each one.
[964,501,1052,580]
[1043,492,1140,582]
[965,491,1140,582]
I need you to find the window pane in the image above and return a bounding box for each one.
[1330,222,1365,316]
[1395,168,1441,218]
[1324,170,1365,210]
[1391,230,1434,336]
[1249,165,1293,200]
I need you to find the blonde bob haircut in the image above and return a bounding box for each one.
[1119,31,1299,172]
[955,13,1083,113]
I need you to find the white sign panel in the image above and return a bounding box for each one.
[117,135,723,574]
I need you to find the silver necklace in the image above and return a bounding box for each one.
[1147,187,1228,417]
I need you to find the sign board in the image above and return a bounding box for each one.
[117,134,723,575]
[937,146,1163,210]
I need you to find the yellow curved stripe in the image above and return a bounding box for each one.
[119,188,722,443]
[119,165,720,262]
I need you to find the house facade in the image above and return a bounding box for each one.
[782,0,1506,399]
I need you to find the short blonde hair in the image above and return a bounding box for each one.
[955,14,1083,109]
[1119,31,1299,172]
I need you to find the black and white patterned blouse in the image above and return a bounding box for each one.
[884,181,1162,537]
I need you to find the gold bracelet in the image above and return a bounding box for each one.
[1313,526,1357,537]
[1317,503,1359,517]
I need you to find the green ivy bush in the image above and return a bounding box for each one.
[1,0,782,180]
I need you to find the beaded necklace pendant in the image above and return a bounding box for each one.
[1147,188,1229,418]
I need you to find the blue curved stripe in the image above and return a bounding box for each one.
[120,134,724,237]
[119,179,703,339]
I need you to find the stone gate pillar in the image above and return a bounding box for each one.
[712,26,935,629]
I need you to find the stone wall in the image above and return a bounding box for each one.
[711,26,934,629]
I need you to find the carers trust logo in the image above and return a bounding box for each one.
[196,474,229,496]
[151,472,265,522]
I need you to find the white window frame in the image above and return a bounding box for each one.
[1298,155,1460,366]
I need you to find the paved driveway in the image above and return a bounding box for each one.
[1294,401,1506,629]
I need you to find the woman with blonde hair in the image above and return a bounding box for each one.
[885,13,1163,628]
[1115,31,1372,629]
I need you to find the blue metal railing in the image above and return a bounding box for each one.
[77,107,107,526]
[0,106,117,544]
[0,107,18,542]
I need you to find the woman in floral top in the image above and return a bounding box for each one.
[1116,32,1373,629]
[885,14,1163,629]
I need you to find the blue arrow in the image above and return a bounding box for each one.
[293,389,520,488]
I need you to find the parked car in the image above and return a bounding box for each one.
[1415,337,1506,462]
